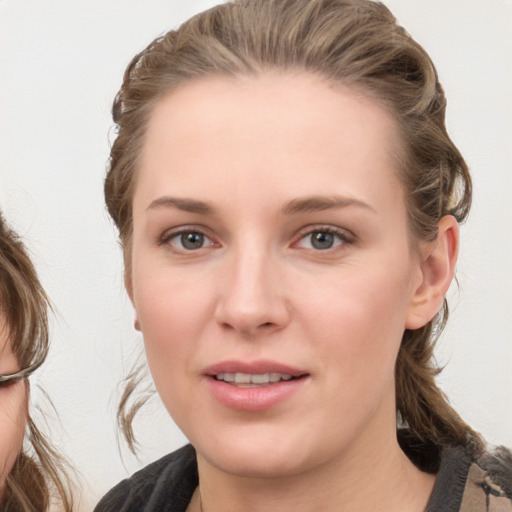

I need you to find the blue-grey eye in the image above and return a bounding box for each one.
[310,231,335,250]
[179,232,205,250]
[296,229,345,251]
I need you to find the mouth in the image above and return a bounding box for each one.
[203,360,309,410]
[214,372,305,387]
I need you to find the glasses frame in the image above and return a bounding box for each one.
[0,358,44,385]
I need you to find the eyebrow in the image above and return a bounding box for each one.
[146,194,376,216]
[147,197,215,215]
[282,195,376,215]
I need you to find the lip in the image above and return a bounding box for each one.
[203,359,307,377]
[202,359,309,411]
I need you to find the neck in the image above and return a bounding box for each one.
[194,424,435,512]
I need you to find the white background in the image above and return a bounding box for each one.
[0,1,510,510]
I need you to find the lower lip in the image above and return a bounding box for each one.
[205,377,308,411]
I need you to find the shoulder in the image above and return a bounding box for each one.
[94,444,198,512]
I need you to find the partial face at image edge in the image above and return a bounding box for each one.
[0,316,28,496]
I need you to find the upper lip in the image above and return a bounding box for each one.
[202,360,308,377]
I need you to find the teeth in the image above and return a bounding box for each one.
[235,373,252,384]
[215,372,295,386]
[250,374,269,384]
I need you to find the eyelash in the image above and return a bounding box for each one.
[294,225,354,251]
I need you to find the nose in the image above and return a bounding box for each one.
[214,245,290,337]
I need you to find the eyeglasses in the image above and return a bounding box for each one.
[0,359,44,387]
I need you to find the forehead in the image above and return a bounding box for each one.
[136,72,404,214]
[143,72,400,156]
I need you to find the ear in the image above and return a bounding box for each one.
[406,215,459,330]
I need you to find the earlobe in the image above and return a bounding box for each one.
[405,215,459,330]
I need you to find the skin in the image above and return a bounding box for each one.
[128,73,458,511]
[0,316,27,497]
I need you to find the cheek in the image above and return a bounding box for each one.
[135,267,215,344]
[292,271,410,447]
[133,268,216,408]
[303,264,412,380]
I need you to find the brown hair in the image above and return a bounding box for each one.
[105,0,478,453]
[0,213,74,511]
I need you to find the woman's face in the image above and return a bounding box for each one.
[0,317,27,494]
[129,73,426,477]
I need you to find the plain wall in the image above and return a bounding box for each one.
[0,1,510,509]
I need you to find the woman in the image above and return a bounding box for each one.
[0,213,73,511]
[95,0,511,510]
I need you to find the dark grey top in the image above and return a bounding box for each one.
[94,432,512,512]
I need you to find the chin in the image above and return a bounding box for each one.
[206,446,307,479]
[191,422,330,479]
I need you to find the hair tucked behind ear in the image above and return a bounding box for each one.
[105,0,479,453]
[0,214,75,511]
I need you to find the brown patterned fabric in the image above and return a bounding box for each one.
[424,441,512,512]
[460,462,512,512]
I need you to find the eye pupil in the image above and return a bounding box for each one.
[311,231,334,250]
[181,232,204,250]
